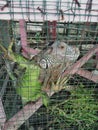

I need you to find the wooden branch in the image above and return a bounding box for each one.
[3,99,43,130]
[76,68,98,83]
[19,20,39,58]
[3,91,54,130]
[62,44,98,76]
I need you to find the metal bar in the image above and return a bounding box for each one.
[0,65,5,79]
[52,21,57,40]
[64,40,97,43]
[0,97,6,130]
[65,26,98,34]
[0,74,9,98]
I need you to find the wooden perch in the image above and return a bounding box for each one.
[3,91,54,130]
[76,68,98,83]
[19,20,39,59]
[62,44,98,76]
[60,44,98,83]
[3,99,43,130]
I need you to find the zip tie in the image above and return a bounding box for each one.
[37,6,46,15]
[1,1,11,11]
[59,9,64,20]
[73,0,81,7]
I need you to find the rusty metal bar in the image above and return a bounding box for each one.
[52,21,57,40]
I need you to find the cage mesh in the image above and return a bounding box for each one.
[0,0,98,130]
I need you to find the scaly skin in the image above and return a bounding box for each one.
[8,40,48,105]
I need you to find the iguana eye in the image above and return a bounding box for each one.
[39,59,47,69]
[57,42,65,49]
[60,45,65,49]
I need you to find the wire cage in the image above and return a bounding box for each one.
[0,0,98,130]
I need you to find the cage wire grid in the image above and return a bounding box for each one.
[0,0,98,130]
